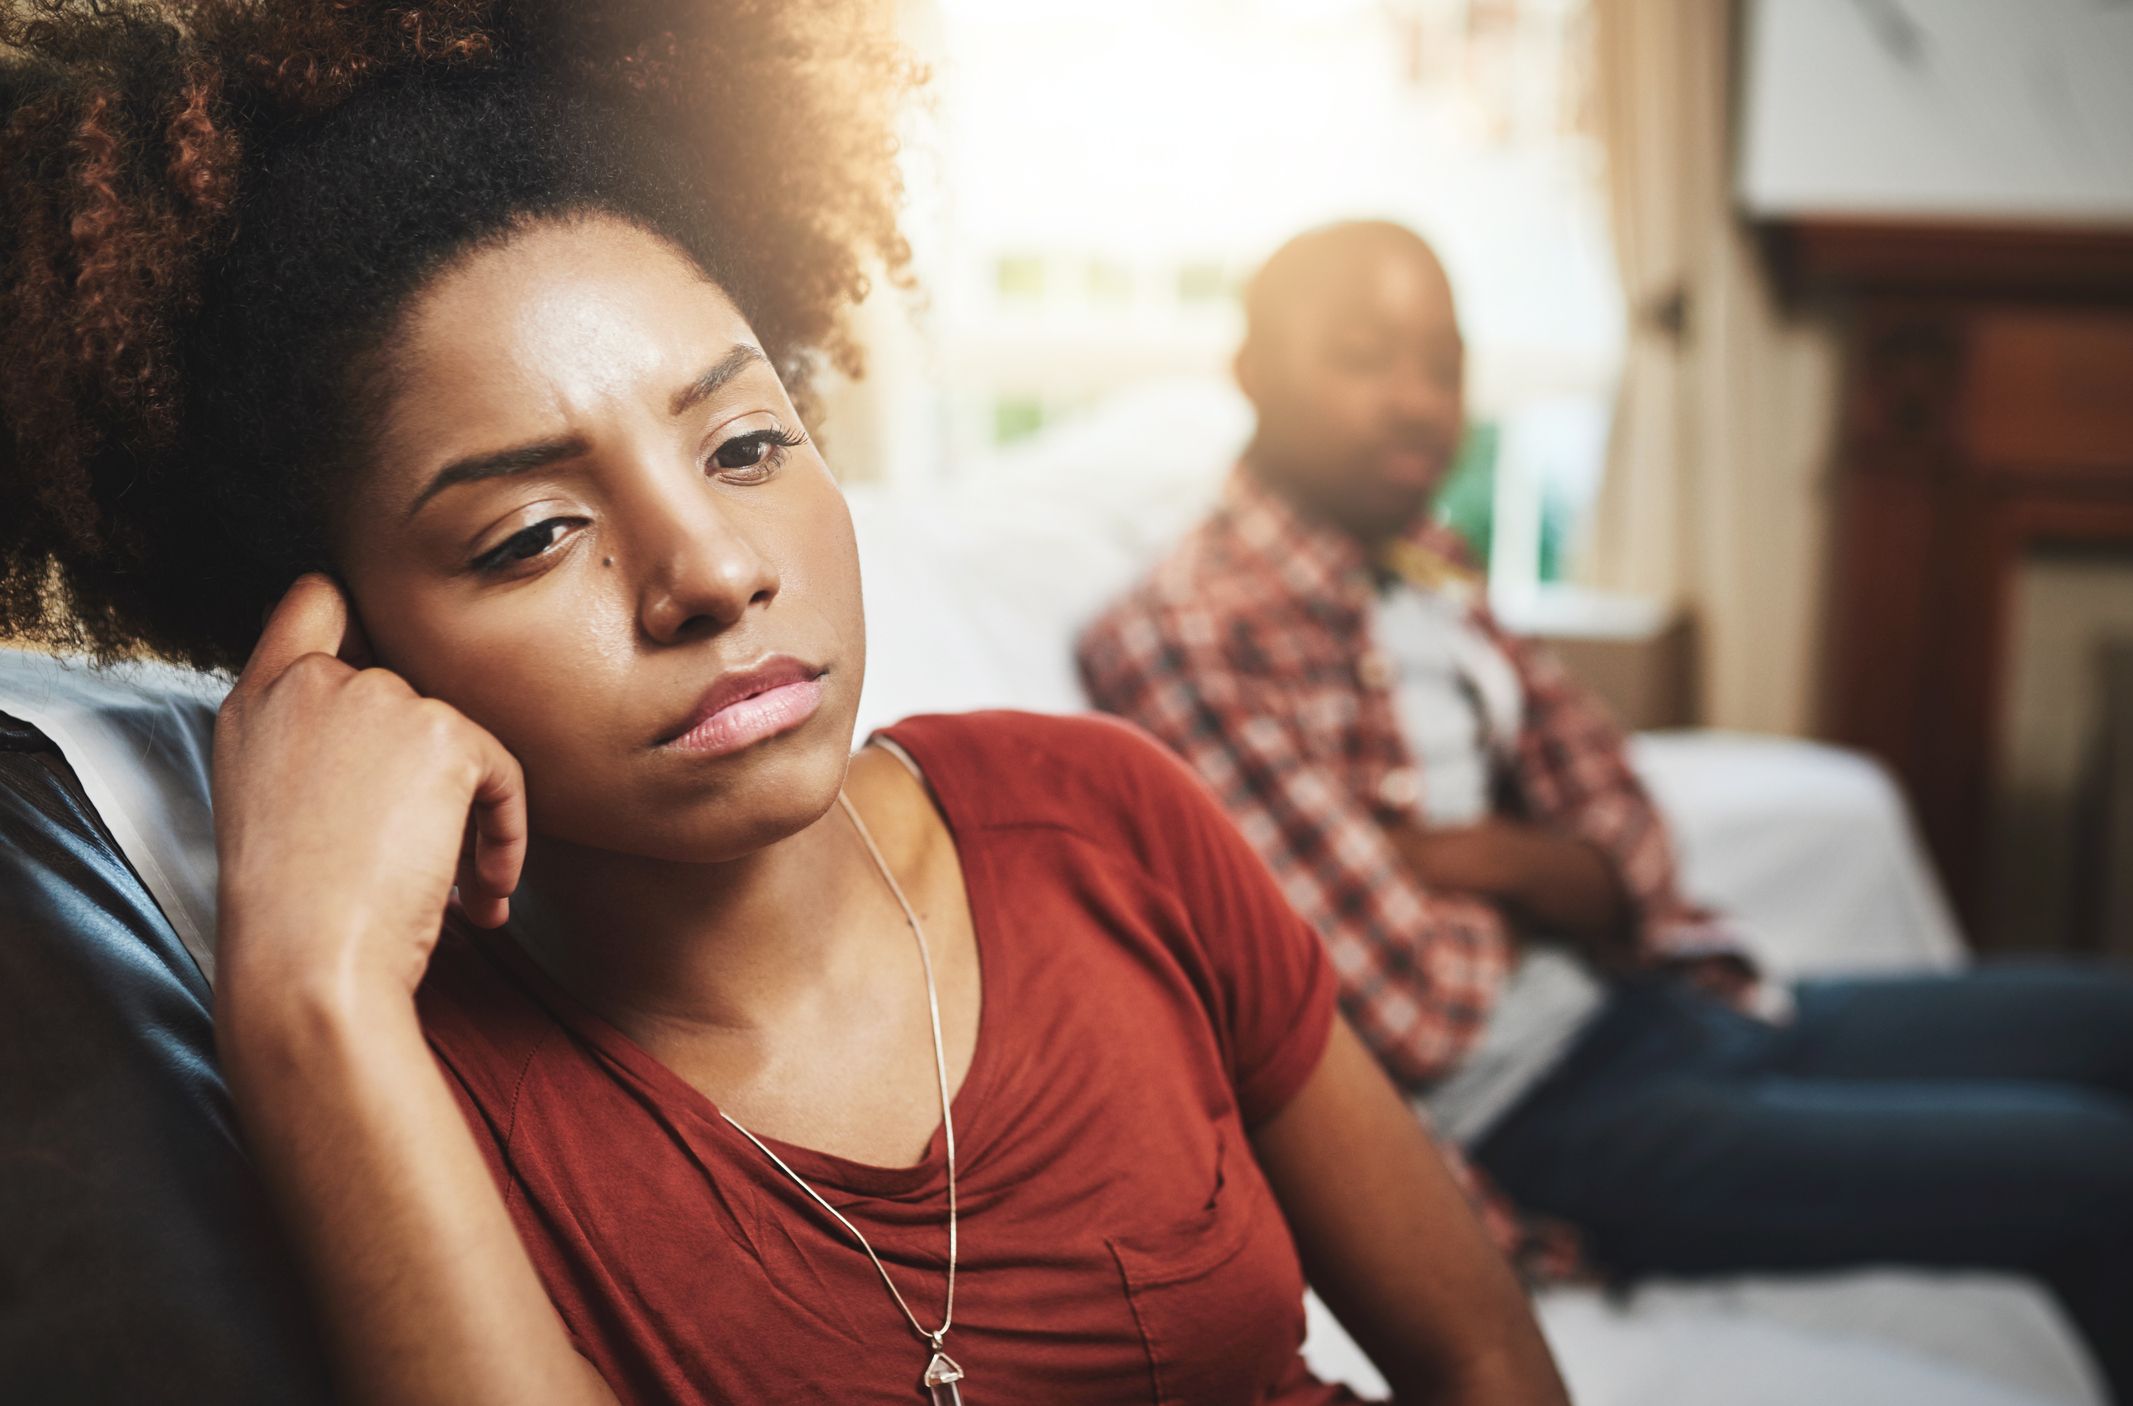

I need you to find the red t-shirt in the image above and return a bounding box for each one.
[419,711,1353,1405]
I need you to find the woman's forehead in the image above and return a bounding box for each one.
[371,219,757,463]
[398,219,744,388]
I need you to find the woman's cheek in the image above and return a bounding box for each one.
[405,594,629,773]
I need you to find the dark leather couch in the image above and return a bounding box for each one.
[0,709,332,1403]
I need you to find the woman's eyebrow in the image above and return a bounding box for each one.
[402,345,768,522]
[670,344,768,417]
[405,435,586,522]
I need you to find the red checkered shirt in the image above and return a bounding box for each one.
[1077,466,1743,1275]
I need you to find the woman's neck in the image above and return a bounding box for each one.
[502,793,891,1038]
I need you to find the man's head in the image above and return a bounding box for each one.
[1234,221,1465,547]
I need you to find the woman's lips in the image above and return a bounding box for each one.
[664,673,826,757]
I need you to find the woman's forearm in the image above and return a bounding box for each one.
[219,975,613,1406]
[1256,1021,1569,1406]
[207,582,581,1401]
[1389,1341,1571,1406]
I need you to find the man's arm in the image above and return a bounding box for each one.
[1082,601,1595,1268]
[1390,817,1633,965]
[1079,607,1512,1089]
[1485,622,1746,967]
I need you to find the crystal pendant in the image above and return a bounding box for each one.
[923,1350,965,1405]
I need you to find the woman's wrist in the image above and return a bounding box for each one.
[215,946,422,1093]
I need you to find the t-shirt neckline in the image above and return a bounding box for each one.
[470,717,997,1203]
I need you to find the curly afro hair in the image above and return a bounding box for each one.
[0,0,919,672]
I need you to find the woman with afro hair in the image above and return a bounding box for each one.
[0,3,1565,1402]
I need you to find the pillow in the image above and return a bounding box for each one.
[0,648,227,980]
[846,378,1241,735]
[0,653,333,1400]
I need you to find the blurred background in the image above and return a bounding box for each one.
[820,0,2133,962]
[4,4,2130,1403]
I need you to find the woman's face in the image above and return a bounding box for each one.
[334,214,865,863]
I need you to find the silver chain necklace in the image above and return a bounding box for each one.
[715,792,966,1405]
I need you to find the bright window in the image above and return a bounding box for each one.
[857,0,1620,590]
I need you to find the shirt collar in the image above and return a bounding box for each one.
[1220,464,1375,613]
[1219,463,1473,614]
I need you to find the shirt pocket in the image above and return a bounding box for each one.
[1104,1128,1306,1405]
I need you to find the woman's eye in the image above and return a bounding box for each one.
[471,518,574,574]
[709,425,808,480]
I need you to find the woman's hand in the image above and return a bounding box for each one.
[212,573,527,1004]
[209,576,610,1406]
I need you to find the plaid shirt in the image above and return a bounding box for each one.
[1078,467,1743,1274]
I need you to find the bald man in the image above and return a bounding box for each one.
[1078,221,2133,1396]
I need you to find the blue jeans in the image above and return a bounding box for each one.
[1471,962,2133,1401]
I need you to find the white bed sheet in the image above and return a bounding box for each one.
[1306,1275,2099,1406]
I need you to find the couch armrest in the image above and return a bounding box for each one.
[1628,731,1966,978]
[0,713,330,1402]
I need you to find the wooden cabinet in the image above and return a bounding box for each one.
[1790,221,2133,940]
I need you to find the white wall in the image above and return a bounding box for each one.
[1737,0,2133,224]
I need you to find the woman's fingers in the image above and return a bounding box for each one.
[224,574,528,934]
[456,718,528,929]
[237,573,356,695]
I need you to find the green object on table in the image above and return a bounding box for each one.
[1431,419,1576,584]
[1433,420,1498,568]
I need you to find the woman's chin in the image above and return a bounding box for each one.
[561,747,854,865]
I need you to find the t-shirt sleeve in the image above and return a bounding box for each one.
[428,1042,513,1187]
[415,933,601,1360]
[1087,716,1341,1126]
[414,926,550,1194]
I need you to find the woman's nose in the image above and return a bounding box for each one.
[631,492,781,645]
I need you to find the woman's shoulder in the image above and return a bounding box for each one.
[872,708,1211,846]
[878,710,1339,1125]
[877,706,1166,768]
[416,922,569,1119]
